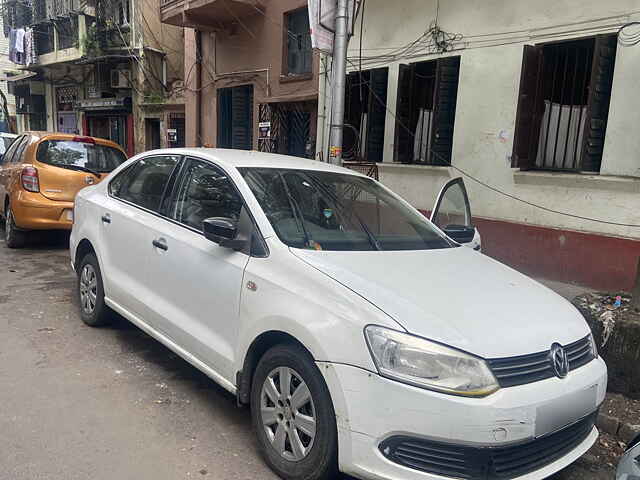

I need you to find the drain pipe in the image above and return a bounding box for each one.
[196,30,203,147]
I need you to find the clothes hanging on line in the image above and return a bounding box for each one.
[24,28,35,66]
[9,28,27,65]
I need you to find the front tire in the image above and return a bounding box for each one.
[250,344,338,480]
[5,205,27,249]
[77,252,111,327]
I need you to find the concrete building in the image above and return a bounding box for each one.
[317,0,640,291]
[161,0,319,158]
[0,12,17,132]
[1,0,185,154]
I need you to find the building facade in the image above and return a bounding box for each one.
[317,0,640,291]
[161,0,319,158]
[1,0,185,154]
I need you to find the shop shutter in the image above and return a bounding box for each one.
[365,67,388,162]
[580,34,617,172]
[511,45,543,170]
[430,56,460,166]
[394,64,414,162]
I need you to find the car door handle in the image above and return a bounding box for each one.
[152,238,168,251]
[101,214,111,224]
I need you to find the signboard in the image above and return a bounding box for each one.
[167,128,178,142]
[75,97,131,111]
[258,121,271,139]
[307,0,359,53]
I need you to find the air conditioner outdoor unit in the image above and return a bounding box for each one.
[110,69,130,89]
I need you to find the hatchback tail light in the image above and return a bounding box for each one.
[21,166,40,192]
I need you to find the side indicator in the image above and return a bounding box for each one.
[246,281,257,292]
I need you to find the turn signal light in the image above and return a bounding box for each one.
[21,166,39,192]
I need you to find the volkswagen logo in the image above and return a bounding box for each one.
[549,343,569,378]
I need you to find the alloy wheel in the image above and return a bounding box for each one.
[260,366,317,461]
[79,264,98,314]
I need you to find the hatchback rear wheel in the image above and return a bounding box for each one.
[5,204,26,249]
[251,344,338,480]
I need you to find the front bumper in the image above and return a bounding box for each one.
[12,191,74,230]
[319,357,607,480]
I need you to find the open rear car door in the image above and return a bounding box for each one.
[430,177,481,251]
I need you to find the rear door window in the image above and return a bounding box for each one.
[166,158,242,231]
[12,136,30,164]
[36,140,127,173]
[1,135,23,164]
[110,155,181,212]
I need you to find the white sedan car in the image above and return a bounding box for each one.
[70,149,606,480]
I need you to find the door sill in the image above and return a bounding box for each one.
[104,297,237,395]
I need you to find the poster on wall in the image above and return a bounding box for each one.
[307,0,360,53]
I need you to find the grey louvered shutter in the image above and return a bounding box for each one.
[430,56,461,166]
[580,34,617,172]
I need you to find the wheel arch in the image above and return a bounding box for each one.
[74,238,97,273]
[236,330,313,405]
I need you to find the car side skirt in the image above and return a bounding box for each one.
[104,297,237,395]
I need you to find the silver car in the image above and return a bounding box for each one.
[617,434,640,480]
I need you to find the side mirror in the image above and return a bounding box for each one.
[443,224,476,244]
[203,217,247,250]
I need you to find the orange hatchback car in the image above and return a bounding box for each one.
[0,132,127,248]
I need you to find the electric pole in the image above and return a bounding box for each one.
[328,0,349,165]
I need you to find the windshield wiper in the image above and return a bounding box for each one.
[55,164,101,177]
[278,173,313,249]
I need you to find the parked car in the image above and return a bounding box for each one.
[0,132,127,248]
[70,149,606,480]
[617,434,640,480]
[0,132,18,159]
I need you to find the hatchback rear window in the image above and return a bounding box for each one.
[36,140,127,173]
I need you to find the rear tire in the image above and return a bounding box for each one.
[5,204,26,249]
[250,344,338,480]
[77,252,111,327]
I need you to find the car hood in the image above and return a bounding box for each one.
[291,247,589,359]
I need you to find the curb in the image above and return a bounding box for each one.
[597,412,640,444]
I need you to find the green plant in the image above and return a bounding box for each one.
[81,23,102,57]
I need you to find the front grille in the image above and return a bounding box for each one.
[379,412,596,480]
[487,335,595,388]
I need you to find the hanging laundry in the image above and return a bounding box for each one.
[24,28,35,66]
[8,29,19,64]
[15,28,25,54]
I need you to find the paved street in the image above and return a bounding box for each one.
[0,231,615,480]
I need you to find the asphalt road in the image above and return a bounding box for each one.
[0,230,615,480]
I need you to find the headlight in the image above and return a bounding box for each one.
[364,326,499,397]
[588,332,599,359]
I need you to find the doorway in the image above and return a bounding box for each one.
[57,112,78,134]
[145,118,161,150]
[86,115,127,150]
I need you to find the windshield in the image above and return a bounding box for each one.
[241,168,454,251]
[36,140,127,173]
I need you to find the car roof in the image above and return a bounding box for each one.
[0,132,17,138]
[23,131,125,151]
[145,148,367,177]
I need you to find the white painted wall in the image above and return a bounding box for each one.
[318,0,640,240]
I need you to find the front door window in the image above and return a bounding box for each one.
[167,159,243,231]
